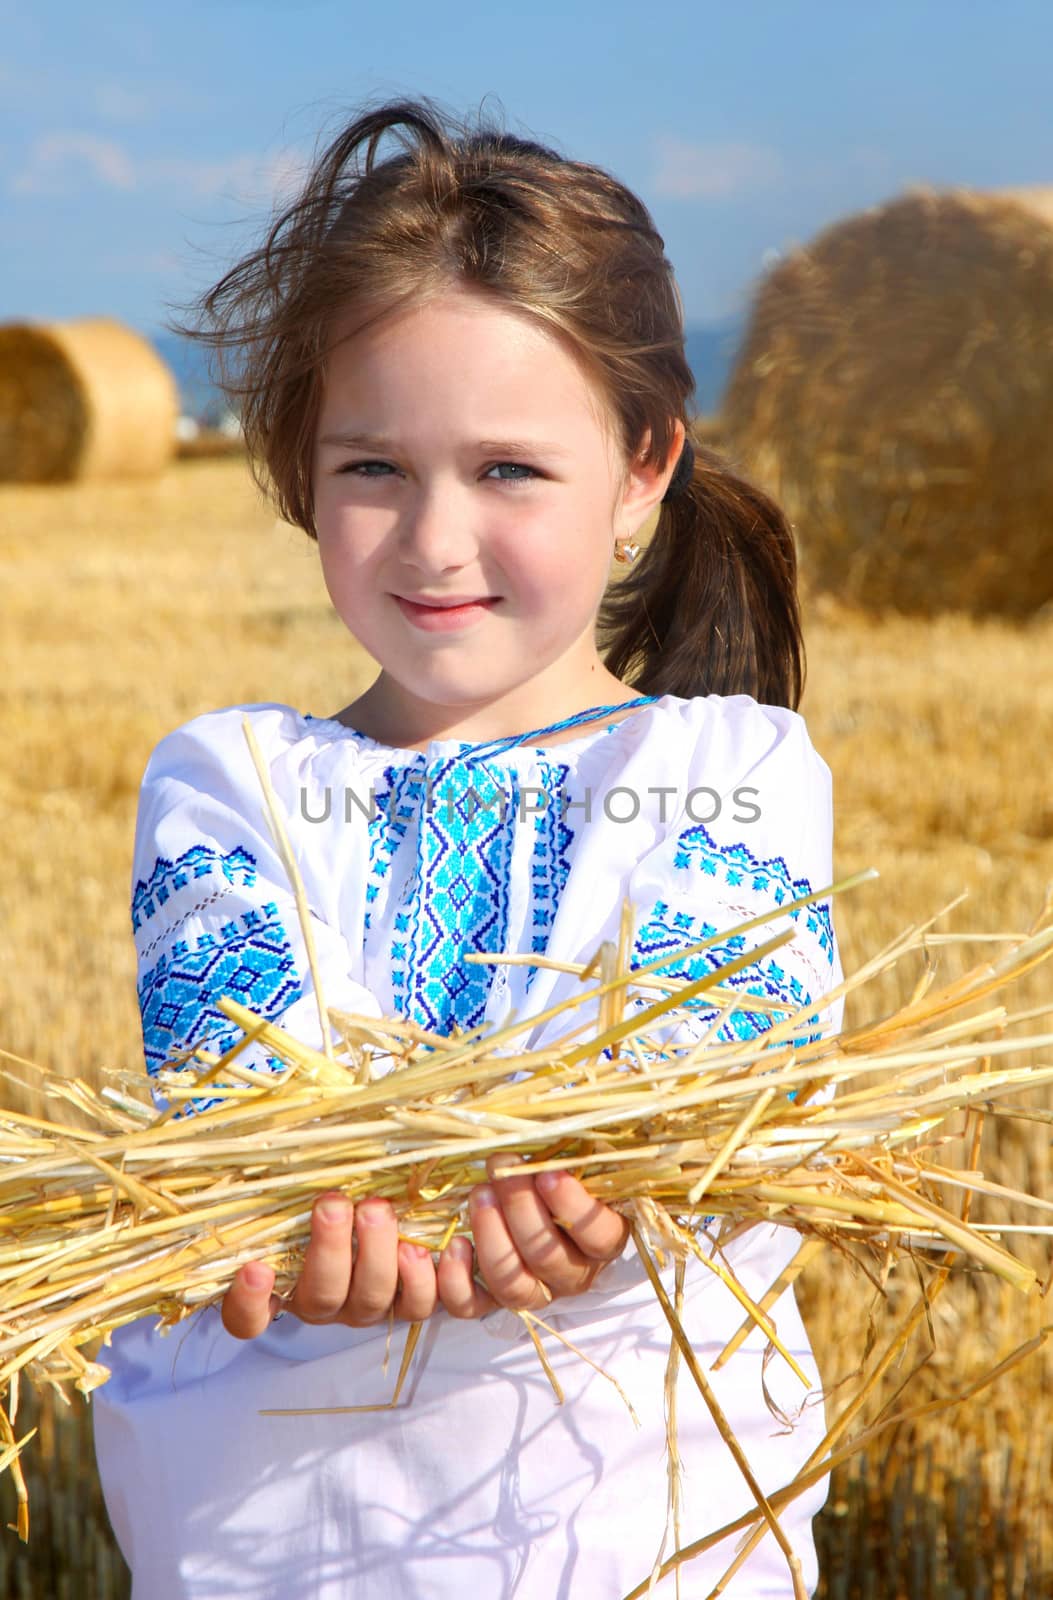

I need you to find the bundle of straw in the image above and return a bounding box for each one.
[2,721,1053,1599]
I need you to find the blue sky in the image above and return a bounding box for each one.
[2,1,1050,336]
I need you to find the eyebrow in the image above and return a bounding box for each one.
[317,430,575,460]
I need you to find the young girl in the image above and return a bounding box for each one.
[92,95,845,1599]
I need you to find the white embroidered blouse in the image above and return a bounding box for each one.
[93,691,844,1600]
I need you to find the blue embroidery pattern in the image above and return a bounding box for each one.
[132,843,258,932]
[136,847,300,1117]
[360,752,581,1034]
[528,758,575,969]
[363,766,423,933]
[670,824,834,962]
[628,822,835,1134]
[631,897,827,1054]
[396,756,515,1033]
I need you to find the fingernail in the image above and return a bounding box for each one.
[319,1198,350,1224]
[357,1200,390,1225]
[536,1169,564,1195]
[489,1151,522,1170]
[244,1263,271,1290]
[473,1184,497,1208]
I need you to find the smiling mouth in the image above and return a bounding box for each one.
[393,594,501,628]
[395,595,500,609]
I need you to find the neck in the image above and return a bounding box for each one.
[331,672,642,749]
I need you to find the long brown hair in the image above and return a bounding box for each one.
[177,93,805,709]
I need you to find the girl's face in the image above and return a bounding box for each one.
[311,288,677,744]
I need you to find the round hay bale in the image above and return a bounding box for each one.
[719,184,1053,618]
[0,317,179,483]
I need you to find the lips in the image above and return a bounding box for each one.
[394,594,500,631]
[396,595,496,609]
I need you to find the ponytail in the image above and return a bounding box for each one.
[597,431,805,710]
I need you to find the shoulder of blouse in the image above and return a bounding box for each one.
[660,692,830,786]
[137,702,301,789]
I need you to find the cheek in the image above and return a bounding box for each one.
[516,532,609,601]
[316,530,371,616]
[498,527,594,593]
[315,506,382,578]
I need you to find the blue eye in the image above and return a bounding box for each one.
[341,460,392,476]
[488,462,537,485]
[339,460,539,486]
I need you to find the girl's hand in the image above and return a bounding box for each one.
[220,1194,438,1340]
[219,1161,632,1339]
[436,1157,631,1318]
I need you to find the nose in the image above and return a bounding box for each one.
[395,481,481,578]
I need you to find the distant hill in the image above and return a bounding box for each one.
[150,332,232,428]
[151,316,746,425]
[683,318,746,416]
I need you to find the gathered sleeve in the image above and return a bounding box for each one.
[130,707,385,1119]
[625,697,844,1079]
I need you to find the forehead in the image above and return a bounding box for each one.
[321,293,615,438]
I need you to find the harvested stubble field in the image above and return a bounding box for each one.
[1,456,1052,1599]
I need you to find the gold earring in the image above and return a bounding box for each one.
[613,536,641,564]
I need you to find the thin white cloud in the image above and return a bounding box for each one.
[651,136,784,199]
[138,149,308,205]
[142,153,271,199]
[10,133,306,206]
[13,133,136,195]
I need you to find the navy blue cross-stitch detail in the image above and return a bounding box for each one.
[360,754,580,1034]
[632,897,826,1058]
[399,756,515,1033]
[670,824,834,961]
[132,843,258,932]
[363,767,421,933]
[528,757,575,968]
[137,900,301,1085]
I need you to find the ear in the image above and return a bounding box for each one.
[617,419,688,535]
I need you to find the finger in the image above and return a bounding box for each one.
[484,1154,596,1296]
[532,1167,631,1261]
[286,1193,355,1323]
[340,1198,400,1326]
[470,1184,557,1311]
[436,1234,499,1319]
[392,1239,439,1323]
[221,1260,276,1341]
